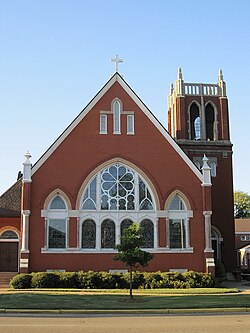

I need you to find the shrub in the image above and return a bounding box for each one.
[10,273,32,289]
[59,272,78,288]
[10,270,215,289]
[31,272,60,288]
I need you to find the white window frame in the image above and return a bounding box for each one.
[127,114,135,134]
[99,114,107,134]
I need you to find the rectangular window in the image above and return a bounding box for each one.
[48,219,66,248]
[169,219,186,249]
[100,114,107,134]
[127,114,134,134]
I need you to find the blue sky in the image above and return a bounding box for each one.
[0,0,250,195]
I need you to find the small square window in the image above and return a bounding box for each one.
[127,114,134,134]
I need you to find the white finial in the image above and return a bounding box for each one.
[178,67,182,80]
[218,69,223,81]
[169,83,174,94]
[201,154,211,187]
[111,54,123,73]
[24,150,31,163]
[23,151,32,182]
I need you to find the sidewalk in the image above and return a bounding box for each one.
[222,280,250,293]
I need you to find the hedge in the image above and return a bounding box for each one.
[10,270,216,289]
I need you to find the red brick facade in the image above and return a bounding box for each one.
[1,71,236,275]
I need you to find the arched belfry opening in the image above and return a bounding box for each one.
[205,103,216,141]
[190,103,201,140]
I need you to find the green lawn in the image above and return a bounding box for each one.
[0,289,249,310]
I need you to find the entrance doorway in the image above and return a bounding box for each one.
[0,230,19,272]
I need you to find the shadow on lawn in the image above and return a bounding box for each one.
[0,293,250,310]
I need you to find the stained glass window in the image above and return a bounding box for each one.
[50,196,66,209]
[139,178,153,210]
[101,219,115,248]
[101,164,135,210]
[120,219,133,239]
[169,219,186,249]
[48,219,66,248]
[82,163,155,212]
[140,219,154,248]
[82,219,96,248]
[169,195,185,211]
[82,178,97,210]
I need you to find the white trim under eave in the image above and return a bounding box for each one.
[32,74,119,175]
[31,73,202,182]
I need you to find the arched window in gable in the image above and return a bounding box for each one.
[113,100,121,134]
[79,161,157,251]
[205,103,216,141]
[190,103,201,140]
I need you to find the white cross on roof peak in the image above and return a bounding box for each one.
[111,55,123,73]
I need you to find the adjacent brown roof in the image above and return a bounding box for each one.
[0,179,22,217]
[235,219,250,233]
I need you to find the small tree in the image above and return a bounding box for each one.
[234,190,250,218]
[114,223,153,299]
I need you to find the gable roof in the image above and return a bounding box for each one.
[32,73,203,181]
[0,179,22,217]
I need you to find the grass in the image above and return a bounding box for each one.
[0,288,249,310]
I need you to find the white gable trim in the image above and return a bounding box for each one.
[32,74,202,181]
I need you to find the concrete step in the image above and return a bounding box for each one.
[0,272,18,288]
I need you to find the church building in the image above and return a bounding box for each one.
[0,61,236,279]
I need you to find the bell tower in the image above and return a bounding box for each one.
[168,68,236,273]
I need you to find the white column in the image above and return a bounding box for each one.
[166,218,170,248]
[200,96,206,140]
[154,219,158,249]
[77,218,80,249]
[44,218,48,249]
[116,223,120,245]
[21,210,30,252]
[185,218,190,249]
[204,211,213,251]
[96,223,101,250]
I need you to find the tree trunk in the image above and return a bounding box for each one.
[129,266,133,299]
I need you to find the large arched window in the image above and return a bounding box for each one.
[81,163,155,212]
[168,194,188,249]
[205,103,216,141]
[47,195,68,249]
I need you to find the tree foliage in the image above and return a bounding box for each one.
[114,223,153,298]
[234,190,250,218]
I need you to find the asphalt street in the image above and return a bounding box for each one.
[0,313,250,333]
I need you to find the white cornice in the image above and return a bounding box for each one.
[32,73,202,181]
